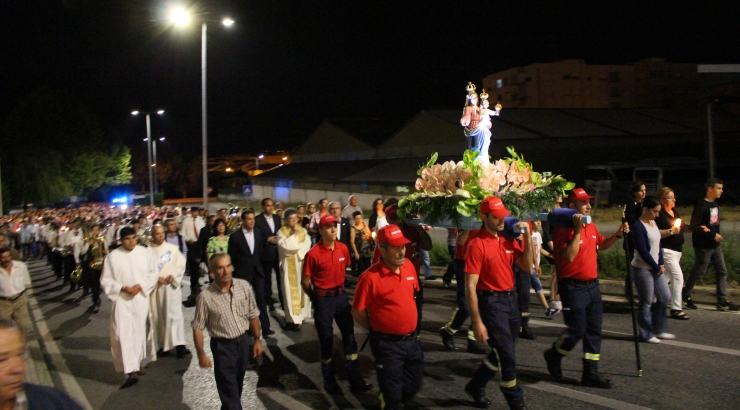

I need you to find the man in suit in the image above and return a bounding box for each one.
[228,209,274,336]
[328,202,353,287]
[255,198,283,311]
[181,206,202,307]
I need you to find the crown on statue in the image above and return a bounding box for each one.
[466,82,477,94]
[479,89,489,101]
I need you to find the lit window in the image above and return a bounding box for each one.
[496,79,503,88]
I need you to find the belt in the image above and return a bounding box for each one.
[0,289,26,302]
[560,278,598,286]
[476,289,516,298]
[314,285,344,298]
[371,331,416,341]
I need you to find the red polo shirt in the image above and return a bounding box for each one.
[465,229,522,291]
[455,229,480,260]
[552,224,606,281]
[302,241,350,289]
[353,259,419,335]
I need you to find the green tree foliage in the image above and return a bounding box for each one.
[2,88,132,206]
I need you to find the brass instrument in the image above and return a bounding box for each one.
[70,264,83,283]
[136,226,152,247]
[89,235,106,270]
[226,203,242,235]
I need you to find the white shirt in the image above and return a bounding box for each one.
[0,261,31,297]
[532,232,543,267]
[263,213,275,234]
[242,228,255,254]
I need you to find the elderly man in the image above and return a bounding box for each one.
[341,195,362,226]
[192,253,263,410]
[149,224,190,359]
[0,318,84,409]
[0,247,32,336]
[101,227,158,388]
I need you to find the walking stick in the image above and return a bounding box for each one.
[622,206,643,377]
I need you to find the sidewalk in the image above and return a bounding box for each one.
[418,266,733,306]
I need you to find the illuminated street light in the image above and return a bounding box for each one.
[132,110,164,205]
[258,154,264,159]
[282,156,288,161]
[170,9,234,211]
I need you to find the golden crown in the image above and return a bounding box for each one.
[479,89,489,101]
[466,82,476,94]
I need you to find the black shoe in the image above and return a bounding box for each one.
[509,403,528,410]
[464,381,491,408]
[182,295,197,308]
[439,327,457,350]
[581,359,611,389]
[269,304,276,312]
[683,296,698,310]
[518,326,536,340]
[717,301,740,311]
[263,329,275,337]
[176,345,191,359]
[137,367,147,376]
[349,380,373,394]
[94,298,102,307]
[544,348,563,380]
[121,373,139,389]
[467,340,488,354]
[292,323,302,332]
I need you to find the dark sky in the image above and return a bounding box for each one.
[2,1,739,159]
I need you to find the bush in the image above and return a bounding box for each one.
[430,243,452,266]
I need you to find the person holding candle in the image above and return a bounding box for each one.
[655,187,688,320]
[630,196,674,343]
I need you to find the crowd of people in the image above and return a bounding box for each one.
[0,179,737,409]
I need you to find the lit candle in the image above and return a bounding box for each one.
[674,218,682,228]
[371,231,376,239]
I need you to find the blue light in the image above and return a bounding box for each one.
[112,196,128,204]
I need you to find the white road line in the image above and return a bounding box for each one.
[529,381,655,410]
[27,286,94,410]
[529,319,740,357]
[259,388,315,410]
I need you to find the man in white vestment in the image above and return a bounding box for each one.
[100,226,158,388]
[148,224,190,359]
[277,209,312,331]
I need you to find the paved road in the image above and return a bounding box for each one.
[26,258,740,410]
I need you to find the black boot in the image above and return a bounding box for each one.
[518,315,535,340]
[345,360,372,393]
[439,327,457,350]
[465,365,495,408]
[321,363,341,394]
[544,346,564,380]
[176,345,191,359]
[581,359,612,389]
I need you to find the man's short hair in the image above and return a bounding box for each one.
[706,177,724,189]
[0,246,10,256]
[383,198,399,208]
[328,201,340,210]
[261,198,273,207]
[319,198,328,205]
[119,226,136,239]
[241,209,255,220]
[209,252,230,272]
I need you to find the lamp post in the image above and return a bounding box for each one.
[144,136,166,193]
[255,154,264,174]
[171,8,234,211]
[132,110,164,206]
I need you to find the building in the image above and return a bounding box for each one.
[482,58,700,109]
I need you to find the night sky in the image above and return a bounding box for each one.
[2,1,739,159]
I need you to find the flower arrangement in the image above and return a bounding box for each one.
[398,147,575,226]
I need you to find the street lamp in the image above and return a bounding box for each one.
[170,7,234,211]
[255,154,264,173]
[132,110,164,206]
[144,136,166,193]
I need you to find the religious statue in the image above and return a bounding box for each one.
[460,82,502,165]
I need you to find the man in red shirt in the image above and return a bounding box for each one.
[301,214,371,395]
[543,188,628,389]
[464,196,533,410]
[353,225,423,410]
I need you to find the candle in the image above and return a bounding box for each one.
[371,231,376,239]
[674,218,682,228]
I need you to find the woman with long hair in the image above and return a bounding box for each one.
[349,211,373,277]
[206,218,229,261]
[624,180,647,298]
[655,187,688,320]
[368,198,385,232]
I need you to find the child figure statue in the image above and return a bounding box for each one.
[476,90,503,166]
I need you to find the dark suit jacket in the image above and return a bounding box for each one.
[338,217,351,248]
[197,225,213,261]
[255,213,281,262]
[228,229,264,282]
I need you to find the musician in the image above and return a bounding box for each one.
[78,224,107,311]
[61,220,83,293]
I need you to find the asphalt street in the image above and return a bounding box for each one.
[26,258,740,410]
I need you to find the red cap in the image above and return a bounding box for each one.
[479,196,510,219]
[568,188,595,203]
[319,214,338,227]
[376,225,411,247]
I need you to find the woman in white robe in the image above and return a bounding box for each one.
[277,209,312,330]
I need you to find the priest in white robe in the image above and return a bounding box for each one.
[148,224,189,359]
[100,226,158,387]
[277,209,312,331]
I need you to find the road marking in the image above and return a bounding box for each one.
[529,381,655,410]
[529,319,740,357]
[26,265,94,410]
[259,388,315,410]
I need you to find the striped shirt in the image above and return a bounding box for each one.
[191,279,260,339]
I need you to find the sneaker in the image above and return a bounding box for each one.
[643,337,660,344]
[545,307,561,319]
[656,333,676,340]
[683,296,697,310]
[717,301,740,312]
